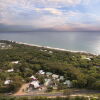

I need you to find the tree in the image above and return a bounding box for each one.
[46,86,53,92]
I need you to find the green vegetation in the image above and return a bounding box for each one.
[0,40,100,94]
[46,86,53,92]
[0,96,99,100]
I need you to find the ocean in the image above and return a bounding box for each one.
[0,32,100,55]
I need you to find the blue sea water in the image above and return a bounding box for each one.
[0,32,100,55]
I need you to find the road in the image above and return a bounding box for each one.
[13,83,100,99]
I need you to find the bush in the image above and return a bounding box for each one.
[46,86,53,92]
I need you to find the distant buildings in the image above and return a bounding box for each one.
[30,81,40,88]
[40,49,53,54]
[7,68,14,72]
[44,79,52,86]
[46,72,52,77]
[52,74,59,79]
[27,70,72,92]
[38,70,45,75]
[11,61,19,64]
[30,75,37,80]
[0,43,11,49]
[63,80,72,88]
[59,76,64,80]
[29,75,40,89]
[49,51,53,54]
[4,80,12,85]
[81,55,92,61]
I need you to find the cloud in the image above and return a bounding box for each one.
[41,0,81,7]
[0,0,100,31]
[34,8,62,15]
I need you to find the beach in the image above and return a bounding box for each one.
[0,32,100,55]
[15,41,96,56]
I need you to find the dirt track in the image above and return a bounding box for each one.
[13,83,29,96]
[13,83,100,99]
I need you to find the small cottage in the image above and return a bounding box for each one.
[30,81,40,89]
[63,80,72,88]
[52,74,59,79]
[4,80,12,85]
[38,70,45,75]
[7,68,14,72]
[30,75,37,81]
[11,61,19,64]
[44,79,52,86]
[49,51,53,54]
[46,72,53,77]
[59,76,64,80]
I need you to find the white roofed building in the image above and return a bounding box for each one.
[44,50,47,52]
[59,76,64,80]
[30,75,37,80]
[63,80,72,88]
[44,79,52,86]
[29,75,40,90]
[7,68,14,72]
[49,51,53,54]
[85,58,91,61]
[52,74,59,79]
[38,70,45,75]
[30,81,40,88]
[46,72,52,77]
[11,61,19,64]
[4,80,12,85]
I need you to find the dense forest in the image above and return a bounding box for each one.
[0,40,100,94]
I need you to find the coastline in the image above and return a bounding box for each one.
[15,41,97,56]
[0,40,98,55]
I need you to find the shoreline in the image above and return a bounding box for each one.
[0,40,98,55]
[15,41,97,56]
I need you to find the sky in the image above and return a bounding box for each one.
[0,0,100,31]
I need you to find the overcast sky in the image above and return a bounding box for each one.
[0,0,100,31]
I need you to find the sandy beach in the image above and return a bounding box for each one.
[15,41,96,55]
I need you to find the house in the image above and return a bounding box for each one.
[30,81,40,88]
[4,80,12,85]
[8,45,11,47]
[59,76,64,80]
[44,50,47,52]
[30,75,37,80]
[1,45,5,48]
[40,49,43,51]
[29,75,40,90]
[11,61,19,64]
[49,51,53,54]
[63,80,72,88]
[0,43,5,45]
[38,70,45,75]
[44,79,52,86]
[57,79,60,81]
[85,58,91,60]
[52,74,59,79]
[7,68,14,72]
[81,55,91,61]
[0,43,6,48]
[46,72,52,77]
